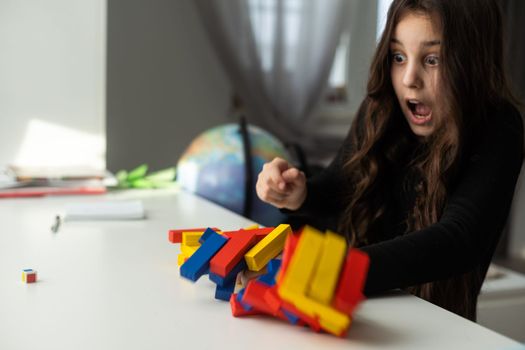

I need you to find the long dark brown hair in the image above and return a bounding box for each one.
[339,0,517,320]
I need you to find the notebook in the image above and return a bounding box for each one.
[64,200,145,220]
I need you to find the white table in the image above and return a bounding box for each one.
[0,188,521,350]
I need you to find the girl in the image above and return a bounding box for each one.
[256,0,524,321]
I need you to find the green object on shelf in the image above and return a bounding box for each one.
[116,164,176,189]
[145,167,176,182]
[116,170,129,187]
[130,178,153,188]
[127,164,148,182]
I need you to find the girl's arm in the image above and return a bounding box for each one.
[361,105,524,294]
[282,126,353,225]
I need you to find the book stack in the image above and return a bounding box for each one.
[0,165,116,198]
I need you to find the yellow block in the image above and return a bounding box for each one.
[308,231,347,304]
[277,226,351,335]
[244,224,291,271]
[243,224,259,230]
[177,253,186,266]
[181,244,199,257]
[280,288,350,336]
[318,311,351,336]
[278,226,324,294]
[298,294,350,335]
[182,231,204,246]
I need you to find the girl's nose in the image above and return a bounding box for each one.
[403,62,423,89]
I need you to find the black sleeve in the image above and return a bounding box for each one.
[361,106,524,294]
[282,126,353,223]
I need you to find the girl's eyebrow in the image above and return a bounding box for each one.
[390,38,441,47]
[421,39,441,47]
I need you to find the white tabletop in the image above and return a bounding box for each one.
[0,188,521,350]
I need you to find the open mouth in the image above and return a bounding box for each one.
[406,99,432,119]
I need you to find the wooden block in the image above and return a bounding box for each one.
[292,294,350,336]
[263,286,282,314]
[180,244,199,257]
[244,224,291,271]
[308,231,347,304]
[243,224,259,230]
[278,226,324,296]
[209,259,247,287]
[210,230,258,277]
[276,226,351,334]
[236,288,253,311]
[199,229,225,243]
[221,227,274,239]
[241,280,288,321]
[177,254,187,266]
[278,299,321,332]
[168,227,219,244]
[276,230,301,284]
[229,293,262,317]
[182,231,204,246]
[215,279,236,301]
[257,259,281,286]
[241,280,275,315]
[332,249,370,315]
[180,228,228,282]
[22,269,37,283]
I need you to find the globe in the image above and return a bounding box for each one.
[176,122,291,227]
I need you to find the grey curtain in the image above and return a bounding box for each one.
[501,0,525,107]
[495,0,525,259]
[194,0,347,156]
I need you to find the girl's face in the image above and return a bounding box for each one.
[390,11,444,138]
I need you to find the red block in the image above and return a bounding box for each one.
[26,272,37,283]
[263,286,282,314]
[210,230,258,277]
[229,293,262,317]
[168,227,220,244]
[242,281,288,321]
[221,227,274,239]
[332,249,370,315]
[276,230,301,284]
[279,299,321,332]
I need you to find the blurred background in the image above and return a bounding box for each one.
[0,0,524,341]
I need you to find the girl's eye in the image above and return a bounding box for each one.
[425,55,439,66]
[392,53,406,63]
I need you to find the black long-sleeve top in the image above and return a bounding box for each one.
[288,101,523,318]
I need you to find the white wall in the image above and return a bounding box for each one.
[0,0,106,171]
[106,0,232,173]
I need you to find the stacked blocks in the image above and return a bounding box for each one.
[175,228,223,266]
[168,227,220,244]
[22,269,37,283]
[169,224,369,336]
[180,228,228,281]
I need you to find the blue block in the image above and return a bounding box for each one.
[267,259,282,274]
[282,309,300,325]
[236,288,245,302]
[180,229,228,282]
[236,288,252,311]
[215,279,235,301]
[257,259,281,286]
[257,273,276,286]
[199,228,215,244]
[209,260,247,287]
